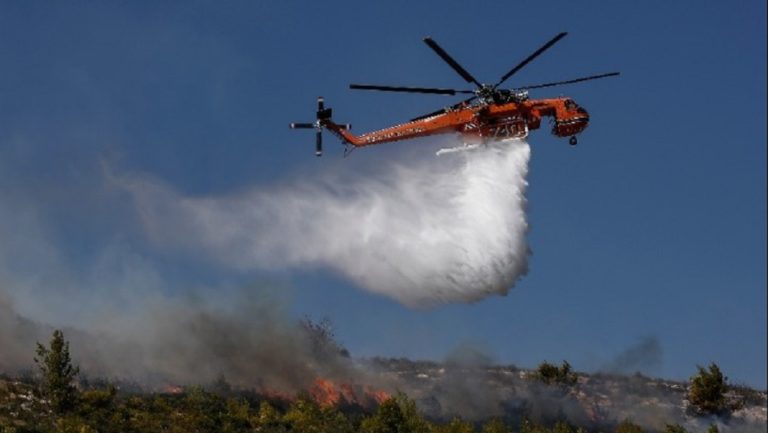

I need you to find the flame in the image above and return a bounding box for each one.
[310,378,342,407]
[339,384,358,404]
[163,384,184,394]
[364,386,391,405]
[309,378,390,408]
[259,387,294,404]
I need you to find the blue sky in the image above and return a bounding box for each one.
[0,1,765,387]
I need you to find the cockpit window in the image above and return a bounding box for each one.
[564,99,577,110]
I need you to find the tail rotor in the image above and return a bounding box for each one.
[290,97,351,156]
[290,97,330,157]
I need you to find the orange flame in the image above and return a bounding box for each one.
[309,378,390,408]
[163,384,184,395]
[364,387,391,405]
[310,378,342,407]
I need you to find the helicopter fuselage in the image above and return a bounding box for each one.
[324,97,589,147]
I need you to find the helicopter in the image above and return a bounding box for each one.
[290,32,619,156]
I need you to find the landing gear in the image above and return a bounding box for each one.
[569,136,578,146]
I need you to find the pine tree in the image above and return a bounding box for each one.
[534,360,578,385]
[34,329,80,414]
[688,363,728,414]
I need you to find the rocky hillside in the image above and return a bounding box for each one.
[363,357,767,432]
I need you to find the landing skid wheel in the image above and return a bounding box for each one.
[569,136,578,146]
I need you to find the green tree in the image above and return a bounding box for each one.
[34,329,80,414]
[53,415,97,433]
[663,424,687,433]
[172,386,223,432]
[688,363,728,414]
[222,397,253,432]
[359,393,433,433]
[552,421,577,433]
[519,419,550,433]
[432,417,474,433]
[706,424,719,433]
[394,393,432,433]
[283,397,353,433]
[614,419,645,433]
[534,361,577,386]
[360,398,408,433]
[256,400,288,432]
[77,385,122,432]
[481,418,511,433]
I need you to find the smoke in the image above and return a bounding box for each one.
[1,136,532,391]
[434,343,503,420]
[0,188,358,390]
[379,353,765,433]
[601,336,663,375]
[120,138,531,307]
[0,291,49,373]
[0,285,361,392]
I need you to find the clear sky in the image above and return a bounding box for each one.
[0,1,765,387]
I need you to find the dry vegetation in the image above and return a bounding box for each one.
[1,331,765,433]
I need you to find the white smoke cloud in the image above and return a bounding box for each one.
[120,138,531,307]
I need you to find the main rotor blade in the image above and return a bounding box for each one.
[423,37,482,87]
[350,84,473,95]
[409,96,477,122]
[515,72,620,90]
[495,32,568,87]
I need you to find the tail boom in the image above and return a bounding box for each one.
[324,110,469,148]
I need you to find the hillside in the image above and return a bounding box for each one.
[364,357,767,431]
[2,359,765,433]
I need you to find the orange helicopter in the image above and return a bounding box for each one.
[291,32,619,156]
